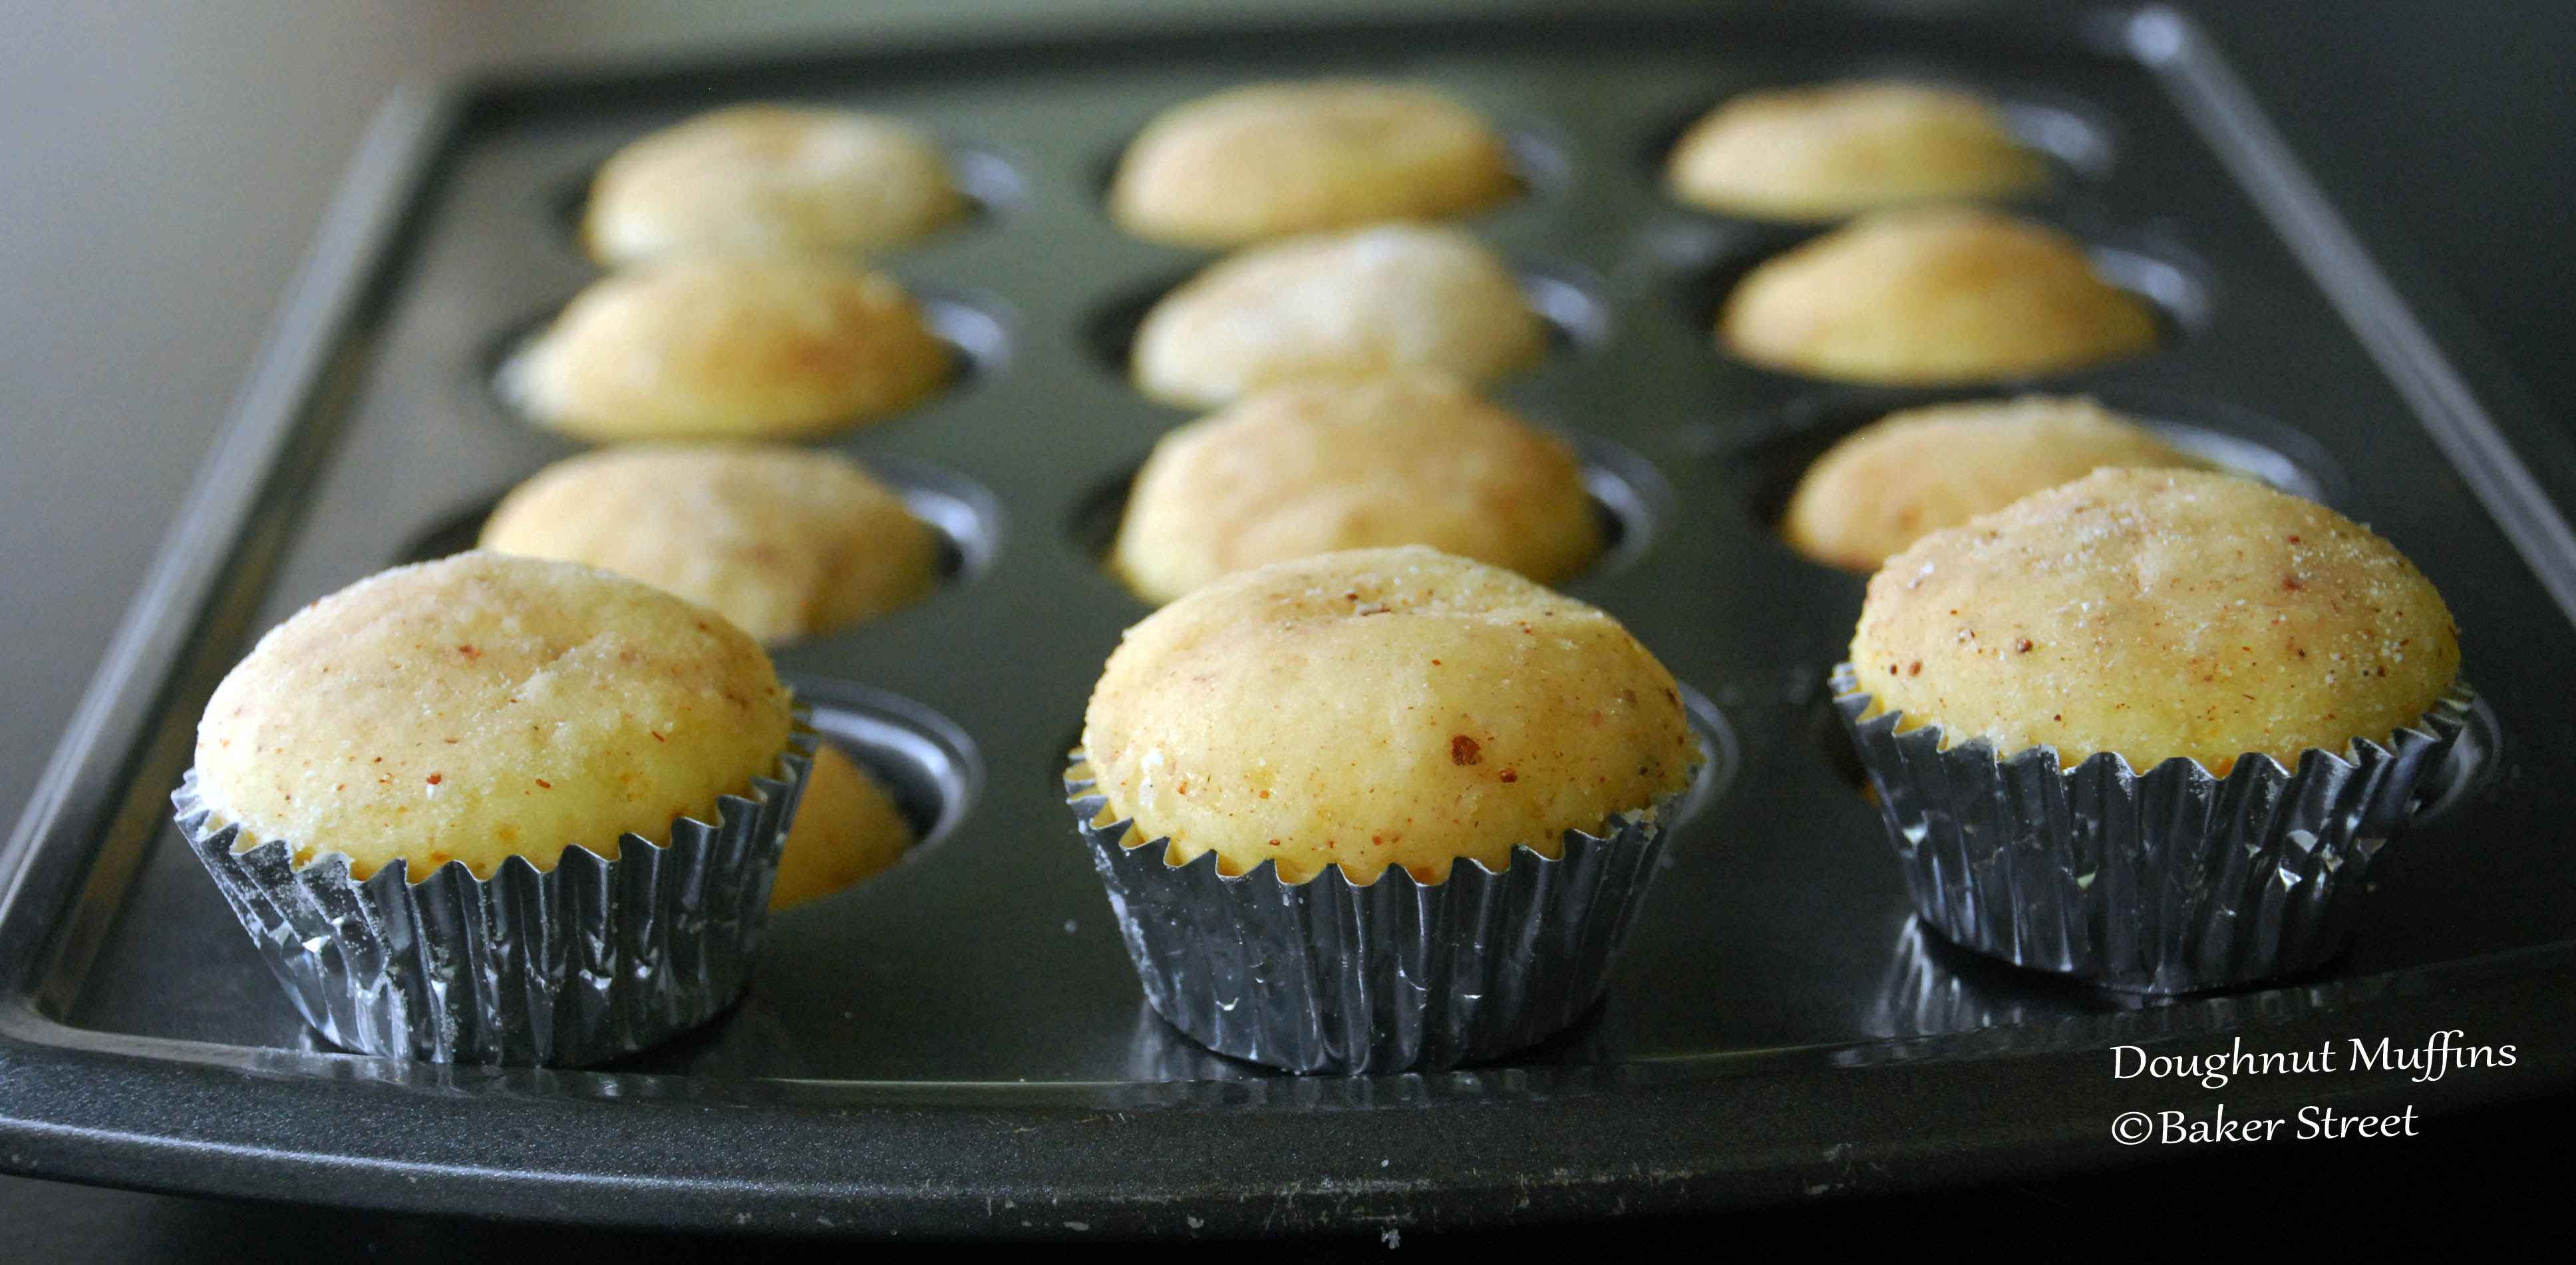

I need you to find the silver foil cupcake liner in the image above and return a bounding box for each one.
[1066,752,1679,1075]
[1832,664,2474,994]
[172,738,812,1066]
[1866,915,2160,1041]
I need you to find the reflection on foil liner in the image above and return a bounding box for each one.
[1867,914,2158,1040]
[1124,988,1631,1083]
[1070,754,1678,1075]
[1833,666,2472,994]
[172,740,810,1067]
[1126,1000,1265,1083]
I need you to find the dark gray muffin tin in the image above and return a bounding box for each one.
[6,3,2576,1237]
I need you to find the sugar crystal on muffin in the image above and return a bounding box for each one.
[1847,468,2459,774]
[193,552,794,879]
[1082,546,1695,884]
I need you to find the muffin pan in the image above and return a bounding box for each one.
[7,5,2576,1236]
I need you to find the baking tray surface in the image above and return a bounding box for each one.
[7,3,2576,1236]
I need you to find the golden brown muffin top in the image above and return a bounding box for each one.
[1848,469,2460,774]
[1784,395,2205,571]
[1082,546,1697,885]
[1666,80,2044,221]
[194,553,793,879]
[769,744,913,910]
[1130,223,1544,409]
[1110,80,1517,247]
[502,255,950,442]
[1719,206,2158,384]
[1112,376,1600,605]
[479,444,939,646]
[584,104,966,265]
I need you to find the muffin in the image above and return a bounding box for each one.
[479,444,941,645]
[1835,469,2471,991]
[174,551,808,1063]
[1071,546,1698,1071]
[1666,80,2045,221]
[769,744,913,910]
[1111,375,1599,605]
[1719,206,2158,384]
[502,255,951,441]
[1130,223,1544,409]
[1782,395,2206,571]
[584,104,967,265]
[1109,80,1517,247]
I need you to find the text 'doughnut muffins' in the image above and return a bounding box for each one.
[479,444,941,645]
[1111,375,1600,605]
[1068,547,1700,1073]
[1720,206,2158,384]
[584,104,968,265]
[1666,80,2046,222]
[172,553,811,1064]
[1784,395,2207,571]
[1833,469,2472,992]
[502,254,951,442]
[1130,223,1544,409]
[1109,80,1518,248]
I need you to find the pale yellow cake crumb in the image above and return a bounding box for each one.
[480,444,939,645]
[585,103,966,264]
[1667,80,2044,221]
[1720,206,2157,384]
[194,553,793,879]
[1131,223,1543,409]
[770,744,913,909]
[504,255,950,441]
[1082,546,1696,884]
[1784,396,2205,571]
[1112,376,1599,604]
[1848,469,2459,773]
[1110,80,1516,247]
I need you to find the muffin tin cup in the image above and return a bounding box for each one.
[169,738,814,1067]
[1065,753,1683,1075]
[1832,666,2476,994]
